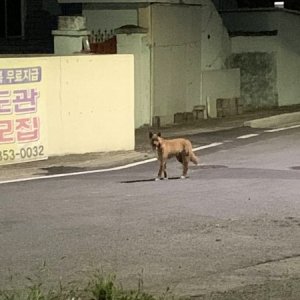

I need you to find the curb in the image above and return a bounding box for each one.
[244,111,300,128]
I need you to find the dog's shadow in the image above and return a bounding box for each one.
[120,165,228,183]
[120,177,181,183]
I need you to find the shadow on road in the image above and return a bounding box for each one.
[120,177,181,183]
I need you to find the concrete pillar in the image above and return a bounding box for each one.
[52,16,90,55]
[116,26,150,128]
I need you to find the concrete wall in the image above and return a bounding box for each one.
[0,55,134,158]
[200,0,231,72]
[199,0,232,111]
[75,0,233,125]
[225,9,300,107]
[231,36,279,110]
[221,9,281,33]
[82,4,138,34]
[202,68,240,117]
[117,33,151,128]
[212,0,238,10]
[277,11,300,106]
[228,51,278,110]
[150,4,202,125]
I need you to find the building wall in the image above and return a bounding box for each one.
[82,4,138,34]
[212,0,238,10]
[228,51,278,110]
[150,4,202,125]
[277,11,300,106]
[117,33,151,128]
[225,9,300,107]
[199,0,232,112]
[82,4,148,129]
[0,54,135,159]
[231,36,279,110]
[200,0,231,72]
[221,9,281,33]
[202,68,240,117]
[78,0,234,125]
[49,54,135,155]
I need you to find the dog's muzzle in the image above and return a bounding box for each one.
[151,139,160,151]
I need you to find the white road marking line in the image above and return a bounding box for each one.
[193,142,223,152]
[264,124,300,133]
[237,134,259,139]
[0,142,223,185]
[2,121,299,186]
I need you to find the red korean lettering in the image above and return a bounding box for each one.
[16,117,40,142]
[0,120,14,144]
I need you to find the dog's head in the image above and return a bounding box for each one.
[149,132,161,150]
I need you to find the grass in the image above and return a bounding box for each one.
[0,267,176,300]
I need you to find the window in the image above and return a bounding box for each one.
[0,0,23,38]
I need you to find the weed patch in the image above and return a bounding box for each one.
[0,268,176,300]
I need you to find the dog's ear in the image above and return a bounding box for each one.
[149,131,153,139]
[157,132,161,137]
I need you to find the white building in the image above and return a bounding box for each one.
[56,0,300,127]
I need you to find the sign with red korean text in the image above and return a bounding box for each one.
[0,64,47,164]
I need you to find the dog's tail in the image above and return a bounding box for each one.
[190,151,198,165]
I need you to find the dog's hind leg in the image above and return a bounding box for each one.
[181,152,189,179]
[176,154,183,164]
[190,152,198,165]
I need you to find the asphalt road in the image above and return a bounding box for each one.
[1,126,300,299]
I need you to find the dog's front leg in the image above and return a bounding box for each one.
[163,162,167,179]
[156,160,164,180]
[155,162,163,180]
[156,159,168,180]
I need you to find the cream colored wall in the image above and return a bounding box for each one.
[0,55,135,157]
[50,55,135,155]
[202,68,240,118]
[145,1,232,125]
[117,34,151,128]
[151,4,202,125]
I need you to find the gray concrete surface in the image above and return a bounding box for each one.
[244,111,300,128]
[1,106,300,183]
[1,126,300,299]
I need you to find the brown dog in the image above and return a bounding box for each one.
[149,132,198,180]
